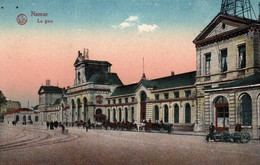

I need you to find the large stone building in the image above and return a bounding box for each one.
[4,2,260,139]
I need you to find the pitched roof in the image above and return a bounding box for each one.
[88,73,123,85]
[38,86,63,94]
[5,108,33,115]
[193,13,260,45]
[111,71,196,97]
[213,72,260,89]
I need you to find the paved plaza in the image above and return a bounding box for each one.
[0,124,259,165]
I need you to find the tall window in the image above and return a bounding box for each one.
[131,97,135,103]
[119,108,122,122]
[119,99,122,104]
[113,99,116,104]
[154,105,159,121]
[125,98,128,103]
[240,94,252,126]
[108,100,110,105]
[125,108,128,122]
[164,105,169,123]
[35,116,38,122]
[131,107,134,122]
[174,104,179,123]
[107,109,110,122]
[238,45,246,69]
[113,108,116,122]
[205,53,211,75]
[221,49,228,72]
[185,103,191,123]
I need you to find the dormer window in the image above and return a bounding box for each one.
[164,93,169,100]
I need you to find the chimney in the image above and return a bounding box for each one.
[171,71,175,76]
[46,79,51,86]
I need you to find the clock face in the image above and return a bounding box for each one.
[95,95,103,104]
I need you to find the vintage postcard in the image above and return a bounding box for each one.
[0,0,260,164]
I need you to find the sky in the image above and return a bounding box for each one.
[0,0,259,108]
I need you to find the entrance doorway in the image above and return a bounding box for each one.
[214,96,229,132]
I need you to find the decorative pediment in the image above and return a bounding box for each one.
[193,13,258,46]
[205,21,239,39]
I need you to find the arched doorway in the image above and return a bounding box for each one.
[164,105,169,123]
[239,93,252,126]
[23,115,26,122]
[174,104,179,123]
[154,105,159,122]
[214,96,229,132]
[140,91,147,122]
[185,103,191,123]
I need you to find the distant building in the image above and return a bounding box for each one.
[4,108,39,124]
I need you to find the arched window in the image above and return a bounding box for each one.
[113,108,116,122]
[174,104,179,123]
[154,105,159,121]
[96,109,102,115]
[125,108,128,122]
[83,97,88,122]
[28,115,31,121]
[16,115,19,122]
[119,108,122,122]
[23,115,26,121]
[140,91,147,102]
[185,103,191,123]
[240,94,252,126]
[77,98,81,121]
[131,107,134,122]
[71,99,75,122]
[164,105,169,123]
[35,116,38,122]
[107,109,110,122]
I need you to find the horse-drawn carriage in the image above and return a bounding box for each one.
[142,121,173,134]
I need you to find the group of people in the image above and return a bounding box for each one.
[206,122,242,142]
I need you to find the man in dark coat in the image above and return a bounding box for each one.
[206,123,215,142]
[235,122,242,132]
[46,121,50,129]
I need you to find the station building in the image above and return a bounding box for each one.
[4,7,260,139]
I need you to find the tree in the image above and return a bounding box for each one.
[0,90,7,105]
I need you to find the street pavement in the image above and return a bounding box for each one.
[0,124,259,165]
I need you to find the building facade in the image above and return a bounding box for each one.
[4,6,260,139]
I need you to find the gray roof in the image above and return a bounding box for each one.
[213,72,260,89]
[88,73,123,85]
[38,86,63,94]
[111,71,196,97]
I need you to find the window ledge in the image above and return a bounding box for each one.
[242,126,252,129]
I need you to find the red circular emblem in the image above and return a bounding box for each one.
[95,95,103,104]
[16,14,27,25]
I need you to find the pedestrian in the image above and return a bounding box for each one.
[60,123,65,133]
[46,121,50,129]
[235,122,242,132]
[206,123,215,142]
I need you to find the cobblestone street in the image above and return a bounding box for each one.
[0,124,259,165]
